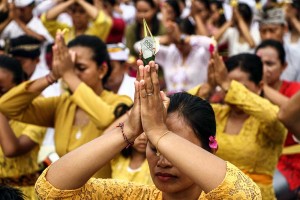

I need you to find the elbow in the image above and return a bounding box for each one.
[3,148,20,158]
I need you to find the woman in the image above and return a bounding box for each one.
[0,55,46,200]
[34,60,261,199]
[214,3,260,56]
[125,0,165,57]
[256,39,300,200]
[41,0,112,43]
[0,34,132,179]
[190,52,287,199]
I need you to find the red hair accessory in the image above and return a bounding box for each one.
[209,136,218,150]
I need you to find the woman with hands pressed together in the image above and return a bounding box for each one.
[190,52,287,199]
[0,33,132,179]
[35,60,261,199]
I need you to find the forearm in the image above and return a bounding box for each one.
[195,16,208,36]
[0,17,11,33]
[0,113,37,157]
[278,91,300,136]
[213,21,231,41]
[263,85,289,107]
[46,0,74,20]
[14,19,45,41]
[62,71,82,93]
[77,0,99,20]
[46,123,136,189]
[237,21,255,48]
[290,17,300,34]
[149,130,226,193]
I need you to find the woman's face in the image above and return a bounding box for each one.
[70,46,106,92]
[136,1,156,23]
[146,112,201,195]
[256,47,285,86]
[191,0,209,21]
[161,2,176,22]
[69,4,89,30]
[0,68,15,97]
[228,68,262,95]
[210,3,220,23]
[133,133,148,154]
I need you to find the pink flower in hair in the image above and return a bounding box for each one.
[209,136,218,150]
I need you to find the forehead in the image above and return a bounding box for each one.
[69,46,93,60]
[0,68,14,79]
[259,23,283,30]
[228,68,250,82]
[166,112,201,146]
[257,47,279,60]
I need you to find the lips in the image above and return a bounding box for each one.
[155,172,177,182]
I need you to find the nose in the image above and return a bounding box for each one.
[157,155,172,168]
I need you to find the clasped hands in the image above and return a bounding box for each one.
[125,60,170,145]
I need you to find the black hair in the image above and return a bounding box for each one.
[225,53,263,85]
[255,39,285,65]
[0,55,25,84]
[134,0,160,41]
[68,35,112,85]
[0,10,9,23]
[209,0,226,27]
[167,92,216,153]
[9,35,41,59]
[165,0,181,21]
[195,0,210,10]
[238,3,253,25]
[0,185,25,200]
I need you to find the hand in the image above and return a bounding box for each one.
[166,21,181,43]
[124,60,145,138]
[211,52,230,91]
[52,33,76,79]
[138,61,168,137]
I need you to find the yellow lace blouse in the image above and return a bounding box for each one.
[35,162,261,199]
[111,155,153,185]
[189,81,287,200]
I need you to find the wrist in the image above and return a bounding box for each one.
[45,73,58,85]
[220,80,230,93]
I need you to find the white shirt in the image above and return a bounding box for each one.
[219,27,261,56]
[1,16,54,72]
[281,43,300,82]
[118,74,135,101]
[155,35,212,92]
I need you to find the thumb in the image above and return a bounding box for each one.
[160,91,170,110]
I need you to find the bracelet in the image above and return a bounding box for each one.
[155,131,170,156]
[45,74,57,85]
[116,122,134,149]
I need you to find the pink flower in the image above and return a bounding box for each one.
[209,136,218,150]
[209,44,215,54]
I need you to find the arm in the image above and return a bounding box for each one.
[213,20,232,42]
[194,15,208,36]
[263,84,289,107]
[45,78,142,189]
[0,74,60,127]
[13,18,46,41]
[278,91,300,139]
[0,113,37,157]
[233,7,255,48]
[76,0,99,20]
[46,0,75,20]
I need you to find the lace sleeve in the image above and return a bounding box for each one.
[204,162,262,199]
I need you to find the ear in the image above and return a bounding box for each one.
[258,80,264,94]
[98,62,108,80]
[281,62,288,72]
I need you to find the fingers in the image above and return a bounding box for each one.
[150,61,160,94]
[160,91,170,110]
[134,80,140,102]
[144,64,153,95]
